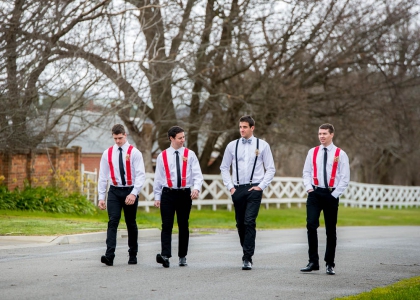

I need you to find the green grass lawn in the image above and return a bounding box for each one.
[0,205,418,236]
[336,276,420,299]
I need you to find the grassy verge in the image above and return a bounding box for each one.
[336,276,420,299]
[0,206,418,236]
[0,210,109,235]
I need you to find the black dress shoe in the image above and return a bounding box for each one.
[242,260,252,270]
[156,254,170,268]
[326,265,335,275]
[300,262,319,272]
[101,255,113,266]
[128,255,137,265]
[179,257,187,266]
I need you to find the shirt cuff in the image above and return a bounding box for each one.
[154,194,161,201]
[305,184,313,192]
[258,184,266,190]
[331,191,339,198]
[227,183,234,191]
[130,189,139,196]
[193,185,201,192]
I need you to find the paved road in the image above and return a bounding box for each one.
[1,226,419,300]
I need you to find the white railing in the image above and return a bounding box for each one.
[82,172,420,211]
[343,181,420,209]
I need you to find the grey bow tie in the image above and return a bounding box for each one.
[242,138,252,144]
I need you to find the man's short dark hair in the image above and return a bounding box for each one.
[167,126,184,140]
[239,115,255,127]
[319,123,335,134]
[112,124,126,135]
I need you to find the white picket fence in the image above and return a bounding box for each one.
[82,172,420,211]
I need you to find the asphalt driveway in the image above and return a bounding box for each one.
[0,226,419,300]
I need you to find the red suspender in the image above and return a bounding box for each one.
[329,148,341,188]
[312,146,320,186]
[162,150,173,188]
[181,148,189,187]
[313,146,341,188]
[162,148,189,188]
[125,145,134,185]
[107,146,118,185]
[108,145,135,186]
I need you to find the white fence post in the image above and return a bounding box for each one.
[80,164,98,205]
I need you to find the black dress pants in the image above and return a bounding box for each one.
[306,188,339,267]
[160,187,192,258]
[105,186,138,258]
[231,184,262,262]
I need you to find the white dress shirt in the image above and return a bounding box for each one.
[302,142,350,198]
[98,142,146,200]
[220,135,276,191]
[153,146,204,200]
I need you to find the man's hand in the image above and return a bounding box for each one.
[98,200,106,210]
[191,189,199,200]
[307,189,314,193]
[125,194,136,205]
[154,200,161,208]
[248,186,262,191]
[230,188,236,195]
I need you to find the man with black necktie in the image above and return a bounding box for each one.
[301,123,350,275]
[98,124,145,266]
[220,115,276,270]
[153,126,203,268]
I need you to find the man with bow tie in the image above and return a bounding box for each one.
[220,115,276,270]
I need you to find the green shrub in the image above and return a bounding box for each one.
[0,186,15,210]
[0,185,96,215]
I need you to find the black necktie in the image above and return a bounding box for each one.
[118,147,126,186]
[323,148,328,188]
[175,150,181,188]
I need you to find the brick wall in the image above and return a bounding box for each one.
[0,146,82,190]
[81,153,102,173]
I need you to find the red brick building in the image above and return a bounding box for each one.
[81,153,101,173]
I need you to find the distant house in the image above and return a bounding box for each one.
[44,106,214,173]
[62,113,144,173]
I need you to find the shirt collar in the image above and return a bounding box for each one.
[321,143,334,152]
[169,146,184,154]
[115,141,129,150]
[242,135,255,143]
